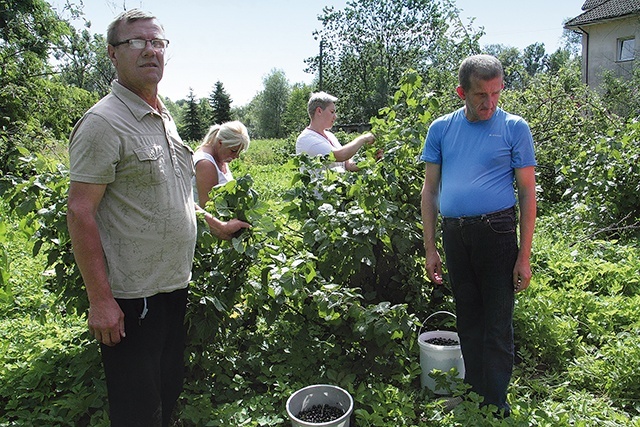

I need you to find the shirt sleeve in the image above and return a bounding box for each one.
[509,118,537,169]
[420,118,446,164]
[69,112,120,184]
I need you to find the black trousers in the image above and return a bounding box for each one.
[442,207,517,414]
[100,287,188,427]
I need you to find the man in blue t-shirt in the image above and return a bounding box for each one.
[420,54,537,416]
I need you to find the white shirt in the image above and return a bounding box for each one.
[295,128,346,172]
[192,151,233,203]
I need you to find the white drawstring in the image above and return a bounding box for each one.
[139,297,148,321]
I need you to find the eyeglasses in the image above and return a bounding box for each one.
[112,38,170,50]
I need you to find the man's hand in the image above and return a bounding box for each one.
[425,249,444,285]
[513,255,532,293]
[88,298,125,346]
[207,216,251,240]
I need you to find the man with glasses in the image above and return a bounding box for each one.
[67,9,248,426]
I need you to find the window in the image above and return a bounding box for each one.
[618,37,635,61]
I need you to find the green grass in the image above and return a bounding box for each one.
[2,143,640,426]
[233,137,297,202]
[240,137,295,167]
[0,202,108,426]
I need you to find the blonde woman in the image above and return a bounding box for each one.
[193,121,250,206]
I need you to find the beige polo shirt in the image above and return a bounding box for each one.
[69,81,197,299]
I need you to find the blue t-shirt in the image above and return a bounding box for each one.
[420,107,536,217]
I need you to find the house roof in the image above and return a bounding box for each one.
[581,0,610,11]
[564,0,640,28]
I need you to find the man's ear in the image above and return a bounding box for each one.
[456,86,465,100]
[107,45,117,67]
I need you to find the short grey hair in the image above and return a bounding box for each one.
[458,55,504,91]
[107,9,162,46]
[307,91,338,119]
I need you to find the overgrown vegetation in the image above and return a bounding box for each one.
[1,0,640,425]
[2,63,640,425]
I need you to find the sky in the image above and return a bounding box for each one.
[48,0,586,106]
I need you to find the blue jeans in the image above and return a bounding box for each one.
[442,207,517,414]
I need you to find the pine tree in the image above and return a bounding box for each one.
[182,88,204,142]
[209,81,233,124]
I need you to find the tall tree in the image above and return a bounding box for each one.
[561,19,582,56]
[199,97,213,130]
[523,42,548,77]
[162,95,186,136]
[209,81,232,124]
[256,69,290,138]
[484,44,528,90]
[182,88,204,142]
[546,47,579,75]
[306,0,482,123]
[0,0,95,166]
[56,29,115,97]
[232,101,258,137]
[49,2,115,97]
[1,0,67,134]
[282,82,313,136]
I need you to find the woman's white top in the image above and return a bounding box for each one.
[192,151,233,204]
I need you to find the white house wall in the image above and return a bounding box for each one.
[582,15,639,88]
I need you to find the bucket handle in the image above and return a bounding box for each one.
[418,310,457,336]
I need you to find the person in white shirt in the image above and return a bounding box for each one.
[295,91,375,172]
[193,121,250,206]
